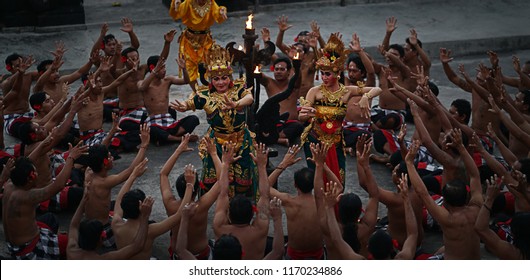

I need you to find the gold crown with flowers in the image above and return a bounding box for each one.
[315,33,351,73]
[205,43,233,79]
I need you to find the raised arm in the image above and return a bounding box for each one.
[409,29,431,74]
[486,122,518,166]
[349,33,376,86]
[470,132,515,185]
[120,18,140,50]
[159,134,193,215]
[138,58,165,92]
[33,54,63,93]
[356,134,400,207]
[263,198,285,260]
[166,56,190,85]
[475,176,521,259]
[28,142,88,205]
[149,165,196,238]
[381,16,397,52]
[67,183,89,255]
[513,55,530,89]
[357,140,380,237]
[394,174,418,260]
[112,158,148,222]
[104,197,152,259]
[439,48,472,92]
[275,15,293,55]
[60,55,94,85]
[488,96,530,147]
[408,99,455,166]
[160,30,177,61]
[175,202,198,260]
[311,142,330,209]
[90,23,109,55]
[105,124,149,187]
[323,181,365,260]
[197,140,238,213]
[250,143,272,228]
[212,143,232,237]
[268,144,302,191]
[405,140,450,225]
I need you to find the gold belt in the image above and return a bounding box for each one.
[184,29,211,50]
[214,129,245,146]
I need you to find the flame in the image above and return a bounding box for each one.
[254,65,261,73]
[245,14,254,29]
[293,52,300,60]
[238,45,243,51]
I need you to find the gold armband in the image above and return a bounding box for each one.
[185,99,196,111]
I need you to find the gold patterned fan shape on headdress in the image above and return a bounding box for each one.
[205,43,233,79]
[315,33,351,73]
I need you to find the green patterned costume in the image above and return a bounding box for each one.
[185,77,258,200]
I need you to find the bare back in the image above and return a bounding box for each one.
[283,194,323,251]
[2,184,40,245]
[85,175,113,224]
[441,206,481,259]
[225,224,268,260]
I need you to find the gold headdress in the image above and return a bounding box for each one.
[315,33,351,73]
[205,43,233,79]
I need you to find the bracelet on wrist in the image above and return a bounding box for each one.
[483,204,493,213]
[275,166,285,171]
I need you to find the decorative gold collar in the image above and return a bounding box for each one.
[192,0,211,17]
[320,83,347,105]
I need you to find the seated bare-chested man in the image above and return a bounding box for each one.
[138,56,199,145]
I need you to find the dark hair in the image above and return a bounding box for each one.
[10,157,35,186]
[273,56,292,70]
[347,54,367,76]
[368,229,395,259]
[121,189,146,219]
[213,234,242,260]
[451,99,471,124]
[293,42,309,53]
[103,34,116,45]
[294,167,314,193]
[78,219,104,251]
[511,212,530,259]
[389,151,403,168]
[405,37,423,50]
[175,173,200,199]
[37,60,53,73]
[15,122,36,145]
[30,92,47,111]
[338,193,362,252]
[388,44,405,58]
[147,55,159,71]
[87,145,109,173]
[121,47,138,58]
[442,179,468,207]
[5,53,22,66]
[297,31,310,37]
[428,81,439,96]
[228,195,253,225]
